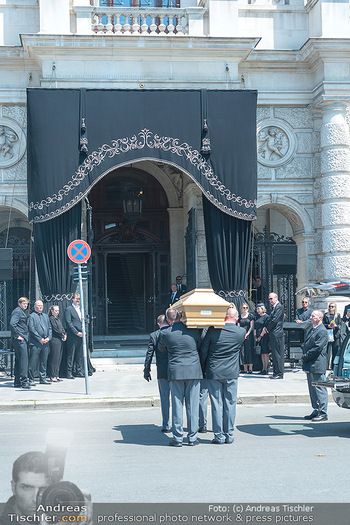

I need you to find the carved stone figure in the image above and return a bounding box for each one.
[258,127,288,162]
[0,126,18,159]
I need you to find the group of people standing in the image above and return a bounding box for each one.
[9,293,93,389]
[143,292,286,447]
[238,292,285,379]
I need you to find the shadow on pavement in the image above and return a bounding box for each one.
[236,422,350,439]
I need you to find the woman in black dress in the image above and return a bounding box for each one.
[238,303,255,373]
[323,302,342,369]
[254,303,270,375]
[48,305,67,382]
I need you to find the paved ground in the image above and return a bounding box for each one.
[0,362,333,411]
[1,404,349,502]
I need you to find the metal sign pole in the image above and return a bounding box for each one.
[78,264,90,395]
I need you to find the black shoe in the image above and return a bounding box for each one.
[188,440,199,446]
[56,378,63,382]
[211,438,225,444]
[169,440,182,447]
[304,411,318,420]
[88,371,93,376]
[14,383,21,388]
[161,428,171,433]
[270,374,283,379]
[21,382,31,389]
[312,414,328,422]
[91,367,96,373]
[66,375,75,379]
[40,379,52,385]
[75,373,84,378]
[198,426,207,433]
[248,370,253,374]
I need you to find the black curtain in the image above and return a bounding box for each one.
[203,195,252,310]
[33,203,81,311]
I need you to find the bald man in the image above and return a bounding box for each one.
[301,310,329,422]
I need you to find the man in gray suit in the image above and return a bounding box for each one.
[28,300,52,385]
[302,309,329,421]
[143,314,171,433]
[160,308,202,447]
[200,307,246,444]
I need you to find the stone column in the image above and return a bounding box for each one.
[167,207,185,281]
[320,102,350,279]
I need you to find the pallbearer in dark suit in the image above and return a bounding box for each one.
[28,300,52,384]
[10,297,30,389]
[160,308,202,447]
[64,293,84,379]
[302,310,329,421]
[262,292,285,379]
[144,314,171,432]
[200,307,246,444]
[48,305,67,382]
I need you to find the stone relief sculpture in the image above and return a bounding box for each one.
[0,125,18,159]
[0,117,26,169]
[257,120,295,167]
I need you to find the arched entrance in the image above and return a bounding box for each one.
[250,203,310,320]
[89,165,170,334]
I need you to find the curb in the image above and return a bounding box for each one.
[0,393,329,412]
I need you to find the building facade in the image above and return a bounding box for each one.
[0,0,350,333]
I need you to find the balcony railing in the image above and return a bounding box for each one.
[91,7,188,34]
[72,2,206,36]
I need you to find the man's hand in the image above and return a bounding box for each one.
[295,320,302,324]
[77,332,83,337]
[144,370,151,382]
[17,336,24,341]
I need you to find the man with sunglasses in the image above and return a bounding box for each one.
[295,297,312,323]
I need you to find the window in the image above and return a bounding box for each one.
[100,0,180,7]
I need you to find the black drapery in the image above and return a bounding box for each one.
[27,88,257,223]
[33,203,81,310]
[27,88,257,317]
[203,195,252,310]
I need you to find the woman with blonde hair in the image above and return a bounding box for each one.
[238,303,255,373]
[254,303,270,375]
[323,302,342,369]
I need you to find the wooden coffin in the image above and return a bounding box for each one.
[171,288,232,328]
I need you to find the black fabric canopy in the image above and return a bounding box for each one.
[27,88,257,223]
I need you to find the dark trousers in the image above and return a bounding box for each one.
[67,335,83,376]
[48,337,63,378]
[13,338,29,384]
[270,332,285,376]
[28,343,49,382]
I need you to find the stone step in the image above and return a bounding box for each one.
[91,357,146,366]
[92,348,147,358]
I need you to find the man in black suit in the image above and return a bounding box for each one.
[200,307,245,444]
[143,314,171,432]
[160,308,202,447]
[64,293,84,379]
[10,297,30,389]
[175,276,187,296]
[28,300,52,385]
[302,310,329,421]
[169,284,181,306]
[262,292,285,379]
